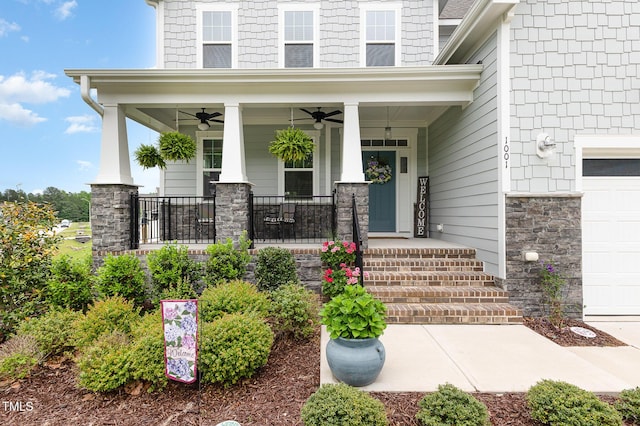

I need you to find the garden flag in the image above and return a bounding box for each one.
[161,299,198,383]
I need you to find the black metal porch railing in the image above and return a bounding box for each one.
[352,193,364,285]
[130,194,216,249]
[249,194,335,244]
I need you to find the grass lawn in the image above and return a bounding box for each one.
[54,221,92,260]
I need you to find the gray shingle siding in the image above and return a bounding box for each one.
[160,0,435,68]
[509,0,640,193]
[428,31,500,274]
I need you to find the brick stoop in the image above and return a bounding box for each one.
[363,248,523,324]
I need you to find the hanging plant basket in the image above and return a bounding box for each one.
[135,144,167,169]
[365,157,392,184]
[158,131,197,162]
[268,127,315,163]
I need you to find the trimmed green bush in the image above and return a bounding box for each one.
[199,313,273,386]
[615,387,640,424]
[203,233,251,286]
[74,296,141,350]
[157,278,197,301]
[199,280,270,323]
[77,331,131,392]
[47,254,93,312]
[0,335,43,381]
[95,254,147,306]
[300,383,388,426]
[527,380,622,425]
[127,310,167,391]
[147,243,201,301]
[416,383,490,426]
[269,283,319,340]
[17,308,82,357]
[255,247,299,292]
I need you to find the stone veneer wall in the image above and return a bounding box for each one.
[90,184,138,262]
[334,183,369,248]
[215,183,251,245]
[499,194,583,318]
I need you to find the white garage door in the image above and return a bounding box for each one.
[582,159,640,315]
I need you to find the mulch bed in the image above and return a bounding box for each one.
[522,317,627,347]
[0,318,629,425]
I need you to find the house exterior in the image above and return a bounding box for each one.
[65,0,640,317]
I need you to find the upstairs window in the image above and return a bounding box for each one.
[279,6,318,68]
[202,10,233,68]
[362,7,400,67]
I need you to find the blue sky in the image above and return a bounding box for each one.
[0,0,160,194]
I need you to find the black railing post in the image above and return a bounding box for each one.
[248,191,254,249]
[130,193,139,249]
[351,194,364,285]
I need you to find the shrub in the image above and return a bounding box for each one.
[269,283,319,340]
[0,201,59,340]
[203,232,251,286]
[539,260,567,328]
[615,387,640,424]
[76,331,131,392]
[46,254,93,312]
[0,335,43,381]
[157,278,197,301]
[127,310,167,391]
[300,383,388,426]
[255,247,299,292]
[527,380,622,426]
[74,296,141,350]
[95,254,147,306]
[146,243,201,300]
[199,313,273,386]
[416,383,490,426]
[17,308,82,357]
[199,280,270,323]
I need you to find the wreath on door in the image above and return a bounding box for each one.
[365,156,392,184]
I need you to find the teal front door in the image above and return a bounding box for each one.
[363,151,396,232]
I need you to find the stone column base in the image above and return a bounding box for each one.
[334,182,369,248]
[215,183,252,245]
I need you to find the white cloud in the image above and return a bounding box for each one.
[0,71,70,126]
[0,19,21,37]
[0,103,47,126]
[65,114,99,134]
[54,1,77,20]
[76,160,93,171]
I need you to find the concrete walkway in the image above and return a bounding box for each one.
[320,319,640,394]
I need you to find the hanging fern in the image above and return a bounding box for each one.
[158,132,197,162]
[268,127,315,163]
[134,144,166,169]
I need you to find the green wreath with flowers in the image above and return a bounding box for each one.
[365,157,392,184]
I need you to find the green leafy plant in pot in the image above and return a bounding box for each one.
[268,127,315,163]
[320,284,387,387]
[135,131,197,169]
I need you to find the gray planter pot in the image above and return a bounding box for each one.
[326,337,385,387]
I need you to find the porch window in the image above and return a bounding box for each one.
[202,138,222,196]
[202,11,233,68]
[280,7,318,68]
[362,7,400,67]
[284,155,313,197]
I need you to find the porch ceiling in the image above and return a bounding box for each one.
[65,65,483,133]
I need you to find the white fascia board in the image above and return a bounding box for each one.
[435,0,519,65]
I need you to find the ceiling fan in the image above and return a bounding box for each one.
[179,108,224,130]
[297,107,343,129]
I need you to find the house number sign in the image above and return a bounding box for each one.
[415,176,428,238]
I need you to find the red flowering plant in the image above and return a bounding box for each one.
[322,263,365,298]
[320,240,357,269]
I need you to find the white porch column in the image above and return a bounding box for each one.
[95,104,134,185]
[340,102,365,182]
[219,103,248,183]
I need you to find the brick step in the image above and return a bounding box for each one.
[365,271,496,287]
[363,258,484,272]
[367,286,511,304]
[363,247,477,260]
[384,303,523,325]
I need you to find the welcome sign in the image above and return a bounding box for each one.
[161,300,198,383]
[415,176,428,237]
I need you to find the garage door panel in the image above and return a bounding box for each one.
[583,176,640,315]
